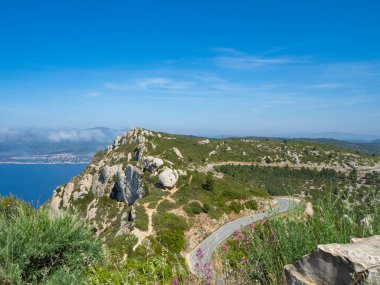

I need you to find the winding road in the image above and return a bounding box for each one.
[188,197,299,272]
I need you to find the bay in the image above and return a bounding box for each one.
[0,164,86,207]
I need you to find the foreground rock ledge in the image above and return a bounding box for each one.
[284,235,380,285]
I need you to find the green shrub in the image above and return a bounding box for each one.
[185,201,203,216]
[157,230,185,253]
[202,173,215,191]
[228,202,243,214]
[153,213,187,253]
[0,194,32,220]
[0,205,102,285]
[245,199,258,210]
[203,202,211,213]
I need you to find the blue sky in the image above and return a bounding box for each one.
[0,0,379,137]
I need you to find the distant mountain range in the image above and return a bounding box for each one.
[0,127,378,163]
[0,127,123,163]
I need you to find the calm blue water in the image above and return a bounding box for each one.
[0,164,86,207]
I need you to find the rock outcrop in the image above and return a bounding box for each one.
[158,167,179,188]
[172,147,184,160]
[285,235,380,285]
[111,164,143,205]
[144,156,164,172]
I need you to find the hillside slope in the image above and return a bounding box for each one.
[48,128,380,258]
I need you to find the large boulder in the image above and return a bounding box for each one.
[284,235,380,285]
[158,168,179,189]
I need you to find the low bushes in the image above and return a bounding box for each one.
[184,201,203,216]
[153,213,187,253]
[0,204,102,285]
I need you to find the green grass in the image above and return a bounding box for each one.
[156,199,176,214]
[87,237,194,285]
[219,191,380,285]
[133,205,148,231]
[0,199,102,285]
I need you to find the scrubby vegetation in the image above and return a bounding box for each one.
[6,128,380,285]
[219,190,380,284]
[153,213,187,253]
[216,164,358,196]
[87,239,195,285]
[0,196,102,285]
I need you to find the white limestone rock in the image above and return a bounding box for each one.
[198,139,210,144]
[158,168,179,189]
[144,156,164,172]
[285,235,380,285]
[172,147,184,160]
[111,165,143,205]
[177,169,187,176]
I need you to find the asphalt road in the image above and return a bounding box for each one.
[189,197,299,272]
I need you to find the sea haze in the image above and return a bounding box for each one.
[0,164,86,206]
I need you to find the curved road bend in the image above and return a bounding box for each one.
[189,197,299,272]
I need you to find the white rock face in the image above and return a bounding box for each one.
[198,139,210,144]
[108,136,123,152]
[144,156,164,172]
[177,169,187,176]
[291,153,300,164]
[172,147,184,160]
[158,168,179,188]
[50,194,62,217]
[62,183,74,208]
[99,165,118,184]
[285,235,380,285]
[112,165,143,205]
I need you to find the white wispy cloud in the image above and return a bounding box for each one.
[300,83,346,90]
[47,129,107,143]
[136,78,170,89]
[105,77,194,91]
[0,127,18,142]
[86,91,102,98]
[215,55,298,69]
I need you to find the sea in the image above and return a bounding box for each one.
[0,164,86,207]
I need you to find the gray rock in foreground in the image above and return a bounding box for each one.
[284,235,380,285]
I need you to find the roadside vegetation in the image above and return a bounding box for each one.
[219,189,380,284]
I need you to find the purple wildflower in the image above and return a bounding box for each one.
[196,247,204,259]
[221,243,229,253]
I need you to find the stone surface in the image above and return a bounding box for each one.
[111,164,143,205]
[144,156,164,172]
[172,147,184,160]
[158,167,179,188]
[198,139,210,144]
[285,235,380,285]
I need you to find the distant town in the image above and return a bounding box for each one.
[0,153,94,164]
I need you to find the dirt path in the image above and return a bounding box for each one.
[132,185,183,249]
[207,161,351,173]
